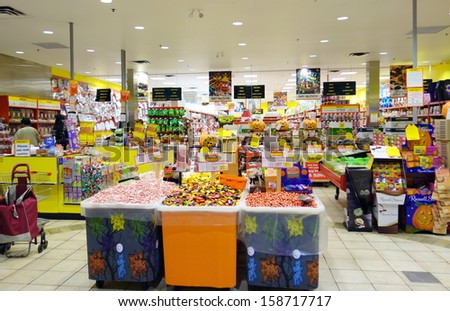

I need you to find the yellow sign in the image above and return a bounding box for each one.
[250,135,260,148]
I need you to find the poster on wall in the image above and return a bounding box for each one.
[270,91,287,111]
[209,71,232,102]
[390,65,412,97]
[296,68,321,99]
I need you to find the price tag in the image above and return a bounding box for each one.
[283,162,293,167]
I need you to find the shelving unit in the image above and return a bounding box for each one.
[0,95,61,140]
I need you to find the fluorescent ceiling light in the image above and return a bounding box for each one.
[100,0,112,3]
[163,82,176,85]
[15,51,24,54]
[379,52,388,55]
[238,42,247,46]
[177,59,184,62]
[337,16,349,21]
[241,57,249,60]
[43,30,53,35]
[285,83,296,86]
[309,54,317,58]
[115,61,121,64]
[189,68,196,71]
[245,80,257,83]
[196,76,209,79]
[291,73,296,76]
[340,71,357,75]
[232,21,243,26]
[160,45,169,49]
[84,71,91,74]
[244,66,251,70]
[380,76,390,80]
[422,60,430,63]
[361,62,367,65]
[283,87,293,90]
[320,40,329,43]
[243,74,257,78]
[331,77,346,81]
[287,79,296,82]
[150,77,165,80]
[86,49,95,53]
[302,65,309,68]
[55,63,63,66]
[134,26,145,30]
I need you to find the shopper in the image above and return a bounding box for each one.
[53,113,68,149]
[14,118,41,146]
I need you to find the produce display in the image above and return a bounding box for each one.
[245,191,317,208]
[163,181,242,206]
[88,174,178,204]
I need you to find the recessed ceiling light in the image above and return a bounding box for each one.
[245,80,257,83]
[361,62,367,65]
[331,77,346,81]
[86,49,95,53]
[242,57,249,60]
[379,52,388,55]
[84,71,91,74]
[283,87,293,90]
[43,30,53,35]
[309,54,317,58]
[320,40,329,43]
[100,0,112,3]
[178,59,184,62]
[302,65,309,68]
[115,61,121,64]
[232,21,243,26]
[238,42,247,46]
[134,26,145,30]
[150,77,165,80]
[340,71,357,75]
[285,83,296,86]
[160,45,169,49]
[243,74,257,78]
[422,60,430,63]
[163,82,176,86]
[56,63,63,66]
[291,73,297,76]
[337,16,349,21]
[196,76,209,80]
[288,79,296,82]
[189,68,196,71]
[244,66,251,70]
[380,76,390,80]
[15,51,24,54]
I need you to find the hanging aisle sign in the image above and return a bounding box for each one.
[296,68,321,99]
[95,88,112,102]
[209,71,232,102]
[151,88,182,101]
[323,81,356,96]
[233,85,265,99]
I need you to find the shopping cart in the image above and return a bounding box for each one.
[0,163,48,257]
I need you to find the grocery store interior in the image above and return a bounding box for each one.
[0,0,450,291]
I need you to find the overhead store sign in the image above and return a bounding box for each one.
[209,71,232,102]
[95,88,112,102]
[323,81,356,96]
[152,87,182,101]
[233,85,265,99]
[296,68,321,99]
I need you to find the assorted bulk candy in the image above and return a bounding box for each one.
[163,181,241,206]
[89,178,178,204]
[245,191,317,208]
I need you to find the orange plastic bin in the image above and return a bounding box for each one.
[158,206,239,288]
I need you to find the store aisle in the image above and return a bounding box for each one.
[0,185,449,291]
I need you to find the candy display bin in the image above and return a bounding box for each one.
[156,206,239,288]
[81,199,163,289]
[240,196,327,290]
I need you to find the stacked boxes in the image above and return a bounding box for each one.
[431,168,450,234]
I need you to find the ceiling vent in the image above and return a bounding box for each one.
[0,6,26,18]
[33,42,68,49]
[329,69,340,73]
[349,52,370,57]
[132,60,150,64]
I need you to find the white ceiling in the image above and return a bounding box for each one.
[0,0,449,101]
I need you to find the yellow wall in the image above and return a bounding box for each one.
[51,68,122,91]
[423,62,450,81]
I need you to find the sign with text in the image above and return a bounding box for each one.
[152,87,182,101]
[323,81,356,96]
[14,140,30,157]
[95,88,112,102]
[233,85,265,99]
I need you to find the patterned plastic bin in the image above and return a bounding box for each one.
[240,195,327,290]
[81,199,162,289]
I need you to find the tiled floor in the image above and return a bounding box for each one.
[0,184,449,291]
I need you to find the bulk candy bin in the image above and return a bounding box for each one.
[81,199,162,289]
[156,206,239,288]
[240,195,327,290]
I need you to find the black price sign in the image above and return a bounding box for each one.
[96,88,112,102]
[234,85,265,99]
[323,82,356,96]
[152,87,182,101]
[423,79,432,93]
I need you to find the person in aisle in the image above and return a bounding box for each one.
[14,117,41,146]
[53,113,68,149]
